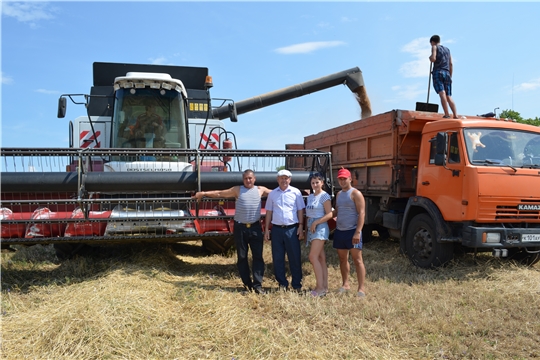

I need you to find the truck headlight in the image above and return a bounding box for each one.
[483,232,501,243]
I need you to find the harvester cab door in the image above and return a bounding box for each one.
[418,131,465,221]
[75,117,110,149]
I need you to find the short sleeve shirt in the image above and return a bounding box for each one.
[265,186,305,226]
[306,192,332,219]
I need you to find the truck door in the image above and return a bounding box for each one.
[418,131,465,221]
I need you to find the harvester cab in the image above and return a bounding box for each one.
[57,62,238,172]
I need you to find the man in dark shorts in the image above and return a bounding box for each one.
[429,34,460,119]
[332,168,367,297]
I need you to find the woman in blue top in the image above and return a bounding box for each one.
[305,173,333,297]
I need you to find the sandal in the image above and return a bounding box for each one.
[357,291,366,298]
[311,290,326,297]
[338,287,350,294]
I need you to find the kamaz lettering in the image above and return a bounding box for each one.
[518,204,540,211]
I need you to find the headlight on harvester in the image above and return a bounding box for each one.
[483,232,501,243]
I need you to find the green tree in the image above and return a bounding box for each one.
[499,109,540,126]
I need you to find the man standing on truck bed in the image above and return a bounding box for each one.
[264,169,306,292]
[333,168,367,297]
[194,170,271,295]
[429,34,459,119]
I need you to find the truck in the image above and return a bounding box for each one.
[1,62,369,257]
[287,110,540,267]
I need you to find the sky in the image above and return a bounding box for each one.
[2,1,540,150]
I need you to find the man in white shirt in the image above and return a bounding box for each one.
[264,169,305,291]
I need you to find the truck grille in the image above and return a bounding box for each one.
[478,197,540,221]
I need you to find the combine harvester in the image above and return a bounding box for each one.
[1,62,368,258]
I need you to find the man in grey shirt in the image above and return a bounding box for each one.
[332,168,367,297]
[194,169,271,294]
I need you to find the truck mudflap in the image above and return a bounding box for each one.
[0,148,332,252]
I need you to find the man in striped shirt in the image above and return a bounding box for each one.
[194,170,271,294]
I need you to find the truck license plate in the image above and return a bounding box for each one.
[522,234,540,242]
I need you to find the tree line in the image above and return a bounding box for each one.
[500,109,540,126]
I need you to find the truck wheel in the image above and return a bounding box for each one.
[507,248,540,266]
[202,238,234,254]
[405,214,454,268]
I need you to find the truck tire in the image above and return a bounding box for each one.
[405,214,454,268]
[202,238,234,254]
[507,248,540,266]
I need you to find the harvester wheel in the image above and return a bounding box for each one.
[202,238,234,254]
[405,214,454,268]
[54,243,92,260]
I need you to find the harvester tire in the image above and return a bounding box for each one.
[54,243,92,260]
[405,214,454,268]
[202,238,234,254]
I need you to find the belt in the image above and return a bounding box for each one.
[234,221,260,228]
[272,223,298,229]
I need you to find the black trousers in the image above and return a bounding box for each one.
[233,221,265,289]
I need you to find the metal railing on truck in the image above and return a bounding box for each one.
[1,148,332,247]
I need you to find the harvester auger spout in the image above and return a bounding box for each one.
[211,67,372,121]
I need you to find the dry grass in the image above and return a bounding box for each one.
[1,239,539,360]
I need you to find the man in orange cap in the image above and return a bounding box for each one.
[333,168,367,297]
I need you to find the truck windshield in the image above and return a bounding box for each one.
[112,88,187,149]
[465,128,540,168]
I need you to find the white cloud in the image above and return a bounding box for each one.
[400,36,456,78]
[2,2,55,27]
[514,78,540,92]
[317,22,331,29]
[399,37,431,78]
[149,57,169,65]
[391,84,425,101]
[35,89,60,95]
[340,17,356,23]
[274,41,346,55]
[1,72,13,84]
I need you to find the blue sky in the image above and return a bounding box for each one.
[2,1,540,150]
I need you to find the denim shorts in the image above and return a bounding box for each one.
[307,217,330,244]
[332,228,363,250]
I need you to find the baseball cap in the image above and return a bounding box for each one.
[337,168,351,179]
[277,169,292,177]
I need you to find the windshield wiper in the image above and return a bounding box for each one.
[472,159,517,172]
[472,159,500,165]
[520,164,540,169]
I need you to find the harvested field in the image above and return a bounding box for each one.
[2,238,539,359]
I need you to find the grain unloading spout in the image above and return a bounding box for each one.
[212,67,372,121]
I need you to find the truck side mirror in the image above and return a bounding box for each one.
[228,102,238,122]
[58,97,67,118]
[434,132,448,166]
